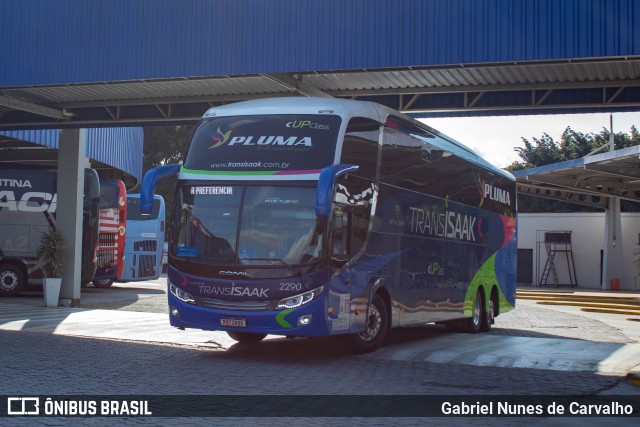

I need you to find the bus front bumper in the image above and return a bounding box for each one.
[167,292,332,337]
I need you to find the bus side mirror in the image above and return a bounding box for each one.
[315,164,359,218]
[140,164,180,215]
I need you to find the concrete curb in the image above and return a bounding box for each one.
[628,367,640,387]
[516,290,640,317]
[579,307,640,316]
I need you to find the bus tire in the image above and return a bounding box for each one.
[464,290,483,334]
[227,331,267,343]
[93,279,114,288]
[480,292,495,332]
[349,293,388,354]
[0,263,25,296]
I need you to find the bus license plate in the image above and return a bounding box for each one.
[221,318,246,327]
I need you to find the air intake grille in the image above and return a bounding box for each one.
[136,254,157,279]
[194,297,276,311]
[134,240,158,252]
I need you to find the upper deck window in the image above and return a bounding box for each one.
[184,114,341,174]
[339,117,380,181]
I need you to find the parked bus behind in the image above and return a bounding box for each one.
[0,166,100,295]
[119,193,165,282]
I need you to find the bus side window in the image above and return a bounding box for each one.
[381,116,443,195]
[340,117,380,181]
[333,117,380,266]
[331,204,369,265]
[331,208,348,262]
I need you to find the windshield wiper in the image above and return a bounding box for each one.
[240,257,305,282]
[241,257,297,269]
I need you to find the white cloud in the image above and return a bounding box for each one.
[420,112,640,168]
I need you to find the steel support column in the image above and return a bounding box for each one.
[57,129,87,306]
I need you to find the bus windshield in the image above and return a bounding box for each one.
[173,185,323,266]
[126,197,161,220]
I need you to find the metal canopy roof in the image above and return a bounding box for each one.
[512,146,640,209]
[2,57,640,129]
[2,0,640,129]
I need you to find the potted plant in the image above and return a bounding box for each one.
[36,226,66,307]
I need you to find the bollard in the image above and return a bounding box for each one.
[610,278,620,291]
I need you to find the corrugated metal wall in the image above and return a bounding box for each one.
[2,0,639,87]
[0,129,59,148]
[0,128,143,180]
[86,127,143,181]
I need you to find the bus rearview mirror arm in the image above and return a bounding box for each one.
[315,164,359,218]
[140,164,181,215]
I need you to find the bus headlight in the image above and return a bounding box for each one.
[169,282,195,304]
[276,286,323,310]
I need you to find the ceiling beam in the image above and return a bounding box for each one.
[0,94,70,120]
[516,183,610,209]
[259,73,332,98]
[323,78,640,97]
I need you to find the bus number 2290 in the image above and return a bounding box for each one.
[280,283,302,291]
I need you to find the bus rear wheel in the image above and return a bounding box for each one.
[349,293,388,354]
[480,294,495,332]
[0,264,24,296]
[463,290,483,333]
[93,279,114,288]
[446,290,483,333]
[227,331,267,344]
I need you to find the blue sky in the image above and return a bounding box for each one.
[422,112,640,168]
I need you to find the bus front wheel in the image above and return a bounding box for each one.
[227,331,267,344]
[93,279,114,288]
[349,293,388,354]
[0,264,24,296]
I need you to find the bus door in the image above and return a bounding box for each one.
[81,169,100,285]
[115,181,127,278]
[329,177,376,331]
[93,179,126,287]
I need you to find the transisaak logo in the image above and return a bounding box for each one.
[208,127,232,149]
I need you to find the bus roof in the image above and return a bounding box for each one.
[202,97,513,180]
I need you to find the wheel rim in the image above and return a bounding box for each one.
[358,303,382,342]
[472,293,481,328]
[488,299,495,323]
[0,271,18,292]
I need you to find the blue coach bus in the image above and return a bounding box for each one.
[119,194,165,282]
[141,98,517,353]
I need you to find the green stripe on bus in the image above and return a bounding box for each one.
[463,253,514,317]
[276,309,294,328]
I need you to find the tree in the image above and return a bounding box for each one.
[142,125,195,232]
[143,125,193,172]
[513,132,563,167]
[513,125,640,170]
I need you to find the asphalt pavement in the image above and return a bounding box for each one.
[1,277,639,425]
[2,277,639,378]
